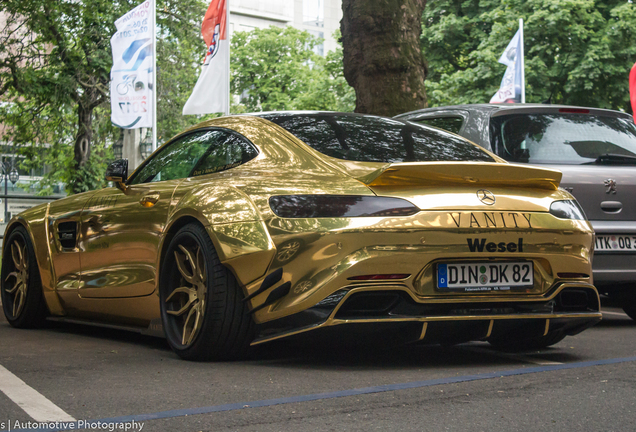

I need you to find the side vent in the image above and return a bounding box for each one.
[244,268,283,302]
[249,282,291,314]
[57,221,78,250]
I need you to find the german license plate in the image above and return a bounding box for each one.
[437,262,533,293]
[594,235,636,253]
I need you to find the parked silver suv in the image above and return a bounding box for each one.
[396,104,636,319]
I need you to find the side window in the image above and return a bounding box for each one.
[129,130,223,185]
[191,133,258,177]
[129,129,258,185]
[416,116,464,134]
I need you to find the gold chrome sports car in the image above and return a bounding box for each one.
[1,112,601,360]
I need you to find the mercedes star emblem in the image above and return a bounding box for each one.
[477,189,496,205]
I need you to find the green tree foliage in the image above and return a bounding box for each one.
[323,40,357,112]
[422,0,636,110]
[0,0,208,194]
[231,26,354,113]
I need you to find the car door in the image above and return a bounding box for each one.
[78,129,225,298]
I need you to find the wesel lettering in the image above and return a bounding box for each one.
[467,238,486,252]
[467,238,524,253]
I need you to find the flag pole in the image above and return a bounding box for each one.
[519,18,525,104]
[225,0,230,116]
[151,0,158,151]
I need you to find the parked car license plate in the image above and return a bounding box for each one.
[437,262,533,292]
[594,235,636,253]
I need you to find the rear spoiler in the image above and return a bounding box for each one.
[358,162,562,191]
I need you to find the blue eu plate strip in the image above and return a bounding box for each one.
[437,264,447,288]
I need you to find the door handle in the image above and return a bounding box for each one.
[140,192,160,208]
[600,201,622,214]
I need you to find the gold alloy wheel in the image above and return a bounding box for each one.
[165,244,207,346]
[5,240,29,318]
[276,240,301,262]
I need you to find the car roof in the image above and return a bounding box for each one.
[247,110,409,124]
[396,104,631,119]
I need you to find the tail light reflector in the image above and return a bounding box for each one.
[348,274,410,281]
[558,108,590,114]
[557,273,589,279]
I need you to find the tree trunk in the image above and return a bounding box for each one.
[74,102,92,168]
[341,0,428,117]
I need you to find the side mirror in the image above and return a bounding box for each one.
[105,159,129,191]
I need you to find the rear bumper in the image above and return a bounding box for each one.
[252,282,601,345]
[251,211,594,325]
[593,260,636,284]
[590,220,636,286]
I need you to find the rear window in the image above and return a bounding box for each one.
[415,116,464,134]
[261,113,494,163]
[490,113,636,164]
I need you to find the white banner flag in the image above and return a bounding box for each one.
[110,0,154,128]
[490,29,523,104]
[183,0,229,115]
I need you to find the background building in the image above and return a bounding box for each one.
[230,0,342,55]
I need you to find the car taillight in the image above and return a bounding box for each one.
[558,108,590,114]
[269,195,419,218]
[549,200,587,220]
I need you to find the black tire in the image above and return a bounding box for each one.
[488,330,566,351]
[1,226,47,328]
[159,223,254,361]
[623,305,636,321]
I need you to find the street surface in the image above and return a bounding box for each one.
[0,300,634,432]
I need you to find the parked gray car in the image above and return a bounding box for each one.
[396,104,636,319]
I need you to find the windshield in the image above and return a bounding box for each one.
[490,113,636,164]
[261,113,494,163]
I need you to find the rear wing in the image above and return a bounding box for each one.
[358,162,562,191]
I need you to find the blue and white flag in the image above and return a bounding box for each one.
[183,0,229,115]
[110,0,154,128]
[490,29,523,104]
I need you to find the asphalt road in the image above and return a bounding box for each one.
[0,301,634,432]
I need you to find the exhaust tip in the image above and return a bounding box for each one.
[336,292,401,318]
[556,289,591,311]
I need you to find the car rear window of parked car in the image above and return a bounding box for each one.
[490,113,636,164]
[260,113,494,163]
[415,116,464,134]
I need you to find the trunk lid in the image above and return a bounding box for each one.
[359,161,561,190]
[356,161,563,212]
